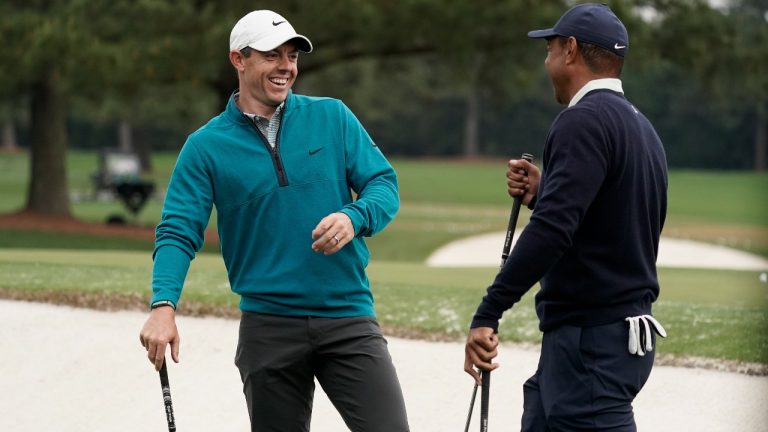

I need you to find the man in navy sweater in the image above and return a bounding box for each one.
[464,4,668,430]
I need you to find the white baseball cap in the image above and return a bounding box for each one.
[229,10,313,53]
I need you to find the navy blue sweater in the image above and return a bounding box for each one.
[472,89,668,332]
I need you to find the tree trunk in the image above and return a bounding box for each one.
[134,126,153,174]
[755,102,766,172]
[26,72,71,216]
[462,86,480,158]
[1,121,19,152]
[118,119,133,153]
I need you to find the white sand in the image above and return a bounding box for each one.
[2,300,766,431]
[427,234,768,271]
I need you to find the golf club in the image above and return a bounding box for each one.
[463,374,479,432]
[465,153,534,432]
[480,368,490,432]
[501,153,534,267]
[159,358,177,432]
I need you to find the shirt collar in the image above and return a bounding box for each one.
[232,91,285,120]
[241,101,285,121]
[568,78,624,107]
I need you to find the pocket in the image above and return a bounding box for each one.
[235,312,259,369]
[580,323,654,398]
[366,317,383,336]
[552,326,590,376]
[345,316,384,341]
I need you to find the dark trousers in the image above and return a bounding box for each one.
[235,312,410,432]
[521,321,655,431]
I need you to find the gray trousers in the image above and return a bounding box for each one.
[235,312,410,432]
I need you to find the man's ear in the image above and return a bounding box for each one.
[229,50,245,71]
[564,36,579,65]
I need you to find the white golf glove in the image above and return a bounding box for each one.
[625,315,667,356]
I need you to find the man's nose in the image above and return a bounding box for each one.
[277,54,292,70]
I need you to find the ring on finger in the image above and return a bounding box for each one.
[333,235,340,244]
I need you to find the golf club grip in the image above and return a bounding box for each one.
[501,153,534,267]
[159,360,177,432]
[480,370,490,432]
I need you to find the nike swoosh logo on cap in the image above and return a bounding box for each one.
[273,20,286,26]
[614,43,626,49]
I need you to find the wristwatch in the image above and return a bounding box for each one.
[150,300,176,310]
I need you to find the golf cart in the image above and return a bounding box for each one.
[92,149,155,223]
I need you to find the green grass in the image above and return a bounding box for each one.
[1,151,766,258]
[0,249,765,363]
[366,202,512,261]
[394,159,514,205]
[664,170,768,256]
[667,170,768,226]
[0,229,220,254]
[1,151,767,365]
[653,268,768,362]
[0,152,27,211]
[0,229,154,251]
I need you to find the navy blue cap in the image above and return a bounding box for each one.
[527,3,629,57]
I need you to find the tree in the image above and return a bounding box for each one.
[0,0,222,217]
[732,0,768,171]
[74,0,219,173]
[0,104,21,152]
[650,0,768,170]
[203,0,566,157]
[0,2,89,216]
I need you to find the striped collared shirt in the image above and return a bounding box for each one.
[243,102,284,148]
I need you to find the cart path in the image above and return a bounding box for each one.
[2,300,766,432]
[427,234,768,270]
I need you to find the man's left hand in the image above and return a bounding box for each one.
[464,327,499,384]
[311,212,354,255]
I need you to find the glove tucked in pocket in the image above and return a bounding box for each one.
[625,315,667,356]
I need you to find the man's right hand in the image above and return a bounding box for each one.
[139,306,180,371]
[507,158,540,206]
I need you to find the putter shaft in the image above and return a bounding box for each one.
[463,382,479,432]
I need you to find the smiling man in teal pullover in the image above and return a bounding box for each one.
[139,10,409,432]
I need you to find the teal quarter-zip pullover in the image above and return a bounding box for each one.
[151,91,399,317]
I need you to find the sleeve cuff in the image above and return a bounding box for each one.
[339,208,364,236]
[150,300,176,310]
[527,195,537,210]
[470,317,500,332]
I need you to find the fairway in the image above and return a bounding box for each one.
[1,152,767,258]
[0,153,766,366]
[1,248,765,364]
